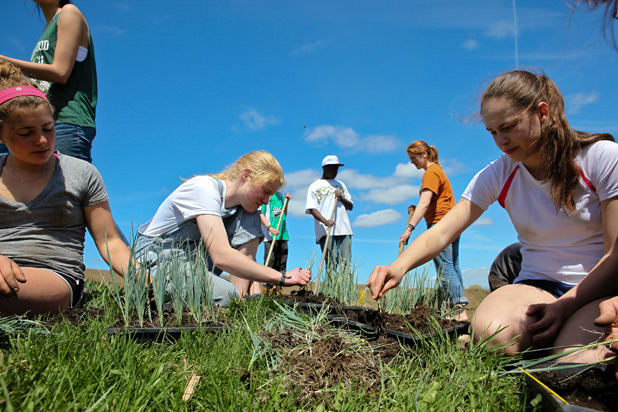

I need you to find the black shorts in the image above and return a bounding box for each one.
[515,279,573,298]
[52,271,85,307]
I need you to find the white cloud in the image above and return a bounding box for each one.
[305,125,360,148]
[441,158,466,176]
[362,135,401,153]
[304,125,400,153]
[97,25,126,36]
[393,162,424,179]
[113,3,131,12]
[285,169,321,189]
[338,169,402,190]
[239,108,280,131]
[291,40,328,56]
[461,39,479,50]
[565,91,600,114]
[286,188,312,217]
[485,20,514,39]
[353,209,403,228]
[359,185,420,205]
[283,170,320,217]
[473,217,495,226]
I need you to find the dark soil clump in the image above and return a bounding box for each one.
[281,288,342,305]
[342,304,462,334]
[44,307,105,327]
[534,367,618,411]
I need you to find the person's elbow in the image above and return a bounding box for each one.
[53,71,71,85]
[207,247,235,272]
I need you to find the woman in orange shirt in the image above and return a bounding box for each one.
[399,141,468,318]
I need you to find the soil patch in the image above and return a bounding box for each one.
[280,288,342,305]
[533,367,618,411]
[43,304,221,329]
[340,304,462,334]
[261,326,395,407]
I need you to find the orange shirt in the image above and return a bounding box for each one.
[422,163,455,224]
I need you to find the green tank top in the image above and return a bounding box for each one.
[30,11,97,128]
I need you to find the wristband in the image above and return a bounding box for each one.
[406,223,415,231]
[279,271,287,286]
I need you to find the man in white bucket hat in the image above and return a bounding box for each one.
[305,155,354,272]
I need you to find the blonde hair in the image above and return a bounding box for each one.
[0,62,53,129]
[212,151,285,188]
[406,140,439,164]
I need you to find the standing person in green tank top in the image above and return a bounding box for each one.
[0,0,96,163]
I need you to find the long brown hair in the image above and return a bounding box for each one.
[406,141,439,164]
[481,70,614,213]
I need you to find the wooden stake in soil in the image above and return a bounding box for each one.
[314,199,338,294]
[265,196,290,267]
[398,205,416,256]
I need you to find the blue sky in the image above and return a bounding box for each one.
[2,1,617,288]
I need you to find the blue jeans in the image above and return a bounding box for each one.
[319,234,352,271]
[428,223,467,306]
[54,123,96,163]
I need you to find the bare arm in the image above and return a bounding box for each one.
[197,214,310,285]
[85,201,132,276]
[368,198,483,299]
[259,211,278,236]
[400,189,433,245]
[0,5,86,84]
[259,211,270,228]
[309,208,334,227]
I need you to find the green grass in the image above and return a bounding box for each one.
[0,281,539,411]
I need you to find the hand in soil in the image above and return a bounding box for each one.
[594,296,618,380]
[367,264,404,300]
[284,267,311,286]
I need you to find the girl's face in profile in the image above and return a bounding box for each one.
[242,179,279,212]
[482,97,547,169]
[408,152,427,170]
[0,104,55,167]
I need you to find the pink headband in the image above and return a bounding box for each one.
[0,86,48,106]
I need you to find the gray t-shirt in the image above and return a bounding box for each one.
[0,154,108,282]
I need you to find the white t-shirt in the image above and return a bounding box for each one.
[138,175,236,237]
[305,178,353,243]
[462,140,618,285]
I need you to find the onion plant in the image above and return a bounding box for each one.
[381,265,449,316]
[103,237,216,327]
[182,244,215,325]
[315,258,360,305]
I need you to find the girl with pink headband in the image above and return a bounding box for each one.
[0,62,131,315]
